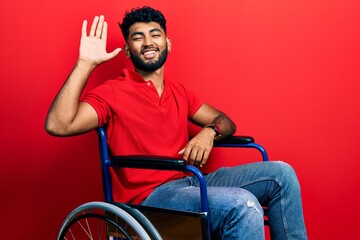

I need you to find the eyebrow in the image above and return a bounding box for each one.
[149,28,162,34]
[130,28,163,38]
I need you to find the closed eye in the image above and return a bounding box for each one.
[130,31,145,41]
[132,36,143,41]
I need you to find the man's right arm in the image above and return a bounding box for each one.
[45,15,121,136]
[45,60,98,136]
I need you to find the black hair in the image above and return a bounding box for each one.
[119,6,167,40]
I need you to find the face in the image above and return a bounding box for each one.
[125,22,171,72]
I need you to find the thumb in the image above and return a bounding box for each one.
[109,48,122,58]
[178,148,185,155]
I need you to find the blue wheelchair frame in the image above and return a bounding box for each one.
[97,126,268,239]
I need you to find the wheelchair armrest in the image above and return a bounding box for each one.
[214,135,269,161]
[111,155,187,171]
[214,135,255,146]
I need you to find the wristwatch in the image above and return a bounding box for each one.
[204,123,222,140]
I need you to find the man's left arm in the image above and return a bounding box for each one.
[178,103,236,166]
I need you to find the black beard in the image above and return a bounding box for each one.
[129,47,168,72]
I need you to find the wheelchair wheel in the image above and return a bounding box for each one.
[57,201,162,240]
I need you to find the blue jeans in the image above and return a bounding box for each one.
[141,161,307,239]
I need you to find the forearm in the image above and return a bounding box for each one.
[212,112,237,138]
[45,60,95,135]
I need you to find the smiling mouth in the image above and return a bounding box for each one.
[142,50,157,59]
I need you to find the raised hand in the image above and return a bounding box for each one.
[79,15,121,67]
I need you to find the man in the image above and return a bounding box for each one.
[46,6,307,239]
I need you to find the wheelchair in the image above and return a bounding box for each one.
[57,127,269,240]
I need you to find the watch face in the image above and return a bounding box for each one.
[212,124,222,140]
[213,124,222,135]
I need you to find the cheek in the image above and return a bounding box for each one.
[156,40,168,50]
[128,45,141,55]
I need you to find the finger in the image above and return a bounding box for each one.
[190,149,199,161]
[89,16,99,37]
[81,20,88,37]
[178,148,185,155]
[189,150,199,165]
[194,151,205,167]
[182,147,191,161]
[201,151,210,166]
[96,15,105,38]
[101,21,108,41]
[108,48,122,59]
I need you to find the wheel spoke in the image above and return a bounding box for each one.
[95,213,103,240]
[85,217,93,239]
[77,220,94,239]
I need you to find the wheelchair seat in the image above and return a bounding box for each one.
[57,127,268,240]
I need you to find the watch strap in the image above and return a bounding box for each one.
[204,123,222,140]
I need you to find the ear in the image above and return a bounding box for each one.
[166,37,172,53]
[124,44,130,58]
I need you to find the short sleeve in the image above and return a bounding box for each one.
[183,86,205,117]
[81,83,115,126]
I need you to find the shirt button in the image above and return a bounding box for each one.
[147,82,151,86]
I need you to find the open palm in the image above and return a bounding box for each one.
[79,15,121,66]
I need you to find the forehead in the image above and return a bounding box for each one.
[129,22,164,35]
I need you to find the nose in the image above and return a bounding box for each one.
[143,35,154,47]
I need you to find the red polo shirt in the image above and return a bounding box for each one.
[82,69,204,204]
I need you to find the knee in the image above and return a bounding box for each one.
[219,191,264,238]
[272,161,301,190]
[207,188,265,238]
[212,188,264,219]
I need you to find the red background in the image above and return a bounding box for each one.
[1,0,359,239]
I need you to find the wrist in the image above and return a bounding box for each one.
[76,59,97,72]
[203,127,216,138]
[204,123,222,140]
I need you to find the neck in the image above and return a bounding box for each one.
[135,67,165,96]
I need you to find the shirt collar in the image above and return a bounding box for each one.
[122,68,145,83]
[121,68,171,101]
[121,68,169,87]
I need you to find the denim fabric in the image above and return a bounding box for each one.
[141,161,307,239]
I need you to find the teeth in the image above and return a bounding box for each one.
[144,51,156,56]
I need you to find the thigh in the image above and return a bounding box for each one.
[141,177,261,213]
[203,161,293,204]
